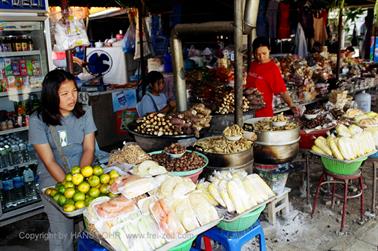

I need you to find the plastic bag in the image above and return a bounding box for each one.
[122,23,136,53]
[54,15,90,51]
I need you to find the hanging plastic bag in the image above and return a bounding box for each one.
[54,14,90,51]
[122,23,136,53]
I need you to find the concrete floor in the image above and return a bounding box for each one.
[0,158,377,251]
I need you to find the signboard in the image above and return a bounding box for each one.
[111,88,137,112]
[370,36,378,63]
[0,0,46,11]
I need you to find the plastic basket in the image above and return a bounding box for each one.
[321,156,366,175]
[169,236,196,251]
[217,204,266,232]
[368,151,378,159]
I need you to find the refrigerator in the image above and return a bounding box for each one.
[0,0,52,226]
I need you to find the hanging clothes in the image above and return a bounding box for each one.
[277,2,291,39]
[299,1,314,40]
[313,11,328,44]
[266,0,279,39]
[256,0,268,37]
[295,23,308,58]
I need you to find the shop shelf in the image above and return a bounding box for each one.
[0,126,29,136]
[0,50,40,58]
[0,87,41,97]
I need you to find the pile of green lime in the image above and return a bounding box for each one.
[44,165,120,212]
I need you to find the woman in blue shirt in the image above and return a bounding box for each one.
[136,71,176,117]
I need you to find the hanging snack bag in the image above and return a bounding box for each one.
[19,59,28,76]
[11,59,20,76]
[4,58,13,76]
[32,59,41,76]
[26,59,33,76]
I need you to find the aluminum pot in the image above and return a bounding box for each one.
[194,136,254,169]
[254,137,300,164]
[126,123,195,152]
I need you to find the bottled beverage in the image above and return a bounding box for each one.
[0,147,5,168]
[13,167,25,205]
[3,144,11,166]
[21,35,28,51]
[19,143,30,163]
[23,165,37,201]
[2,169,16,208]
[10,144,20,165]
[27,35,33,51]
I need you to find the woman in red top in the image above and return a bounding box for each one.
[246,37,299,117]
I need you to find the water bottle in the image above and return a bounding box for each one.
[19,143,29,163]
[355,90,371,112]
[23,165,37,201]
[12,167,25,205]
[2,169,16,208]
[10,144,20,165]
[0,147,6,168]
[3,145,11,167]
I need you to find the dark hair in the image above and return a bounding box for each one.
[147,71,164,86]
[252,37,270,52]
[38,69,84,126]
[346,46,355,53]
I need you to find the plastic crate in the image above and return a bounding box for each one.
[321,156,366,175]
[169,236,196,251]
[217,204,266,232]
[299,127,332,149]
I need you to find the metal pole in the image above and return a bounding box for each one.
[234,0,244,126]
[336,7,343,80]
[138,4,146,82]
[171,37,187,111]
[65,50,74,74]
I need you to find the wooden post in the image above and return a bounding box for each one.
[234,0,243,126]
[336,7,343,81]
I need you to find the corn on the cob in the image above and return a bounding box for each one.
[314,136,333,156]
[327,136,344,160]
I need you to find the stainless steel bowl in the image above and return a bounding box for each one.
[194,136,254,169]
[255,127,300,145]
[254,137,300,164]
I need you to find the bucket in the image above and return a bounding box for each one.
[254,163,289,195]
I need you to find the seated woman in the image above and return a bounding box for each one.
[136,71,176,117]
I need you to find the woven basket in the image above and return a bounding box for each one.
[321,157,366,175]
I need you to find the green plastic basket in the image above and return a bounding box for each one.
[217,204,266,232]
[321,156,367,175]
[169,236,196,251]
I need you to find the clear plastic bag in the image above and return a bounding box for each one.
[122,23,136,53]
[54,15,90,51]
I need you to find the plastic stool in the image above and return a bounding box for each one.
[193,220,266,251]
[311,169,364,232]
[77,232,108,251]
[265,187,291,225]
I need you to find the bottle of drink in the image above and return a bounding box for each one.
[3,144,12,166]
[2,169,15,208]
[0,147,5,169]
[19,143,29,163]
[10,144,20,165]
[13,167,25,205]
[27,35,33,51]
[23,165,37,201]
[21,35,28,51]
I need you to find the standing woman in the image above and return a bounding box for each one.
[29,69,97,251]
[246,37,300,117]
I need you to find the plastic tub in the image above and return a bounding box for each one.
[217,204,266,232]
[299,127,333,149]
[254,164,289,195]
[169,236,196,251]
[321,157,366,175]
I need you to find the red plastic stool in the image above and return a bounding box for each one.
[311,169,364,232]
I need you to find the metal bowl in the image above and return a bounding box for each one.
[244,117,299,145]
[126,123,195,152]
[254,137,300,164]
[194,136,253,169]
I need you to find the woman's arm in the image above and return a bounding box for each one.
[280,91,300,116]
[33,144,66,182]
[80,132,95,167]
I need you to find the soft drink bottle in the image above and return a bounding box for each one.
[23,165,37,201]
[2,169,16,208]
[12,167,25,205]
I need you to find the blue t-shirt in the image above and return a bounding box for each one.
[29,105,97,187]
[136,92,168,117]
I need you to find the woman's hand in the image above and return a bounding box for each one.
[168,99,176,109]
[290,105,301,117]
